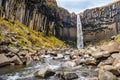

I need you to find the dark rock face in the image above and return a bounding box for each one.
[81,1,120,42]
[0,0,77,41]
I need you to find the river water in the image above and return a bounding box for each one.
[0,54,97,80]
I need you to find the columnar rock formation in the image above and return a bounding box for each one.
[0,0,77,41]
[81,1,120,42]
[1,0,120,43]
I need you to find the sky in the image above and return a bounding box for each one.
[56,0,115,13]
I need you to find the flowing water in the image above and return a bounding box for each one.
[77,14,84,49]
[0,53,97,80]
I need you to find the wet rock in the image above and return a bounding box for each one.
[63,73,78,80]
[90,77,99,80]
[97,57,114,67]
[53,54,64,60]
[65,61,76,67]
[81,72,89,77]
[54,73,64,79]
[70,52,80,59]
[32,55,41,61]
[98,69,117,80]
[80,55,96,65]
[0,54,10,67]
[34,68,55,78]
[50,51,57,56]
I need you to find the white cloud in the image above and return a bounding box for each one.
[56,0,115,13]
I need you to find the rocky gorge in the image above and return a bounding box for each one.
[0,0,120,80]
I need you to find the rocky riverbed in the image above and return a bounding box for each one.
[0,41,120,80]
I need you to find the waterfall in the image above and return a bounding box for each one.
[77,14,84,49]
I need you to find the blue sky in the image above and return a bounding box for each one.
[56,0,115,13]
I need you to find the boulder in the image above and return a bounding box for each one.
[98,69,117,80]
[9,55,23,65]
[25,54,33,65]
[91,51,110,59]
[111,53,120,59]
[112,58,120,66]
[34,68,55,78]
[32,55,40,61]
[63,73,78,80]
[70,52,80,60]
[100,42,120,53]
[20,53,33,65]
[0,54,10,67]
[99,65,115,71]
[65,61,76,67]
[53,54,64,60]
[80,56,96,65]
[103,57,114,65]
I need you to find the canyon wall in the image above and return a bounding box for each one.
[0,0,77,41]
[81,1,120,42]
[1,0,120,43]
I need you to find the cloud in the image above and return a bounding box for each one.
[56,0,115,13]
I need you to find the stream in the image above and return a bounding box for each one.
[0,53,97,80]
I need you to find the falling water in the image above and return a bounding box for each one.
[77,14,84,49]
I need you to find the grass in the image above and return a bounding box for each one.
[0,17,66,49]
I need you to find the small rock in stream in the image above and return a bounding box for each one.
[34,68,55,78]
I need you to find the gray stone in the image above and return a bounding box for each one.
[64,73,78,80]
[0,54,10,67]
[98,70,117,80]
[9,55,23,65]
[34,68,55,78]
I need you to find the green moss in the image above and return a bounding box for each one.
[0,17,66,48]
[8,44,14,48]
[46,1,56,7]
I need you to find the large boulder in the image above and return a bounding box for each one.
[97,57,114,68]
[100,42,120,53]
[91,51,110,59]
[0,54,10,67]
[98,69,117,80]
[34,68,55,78]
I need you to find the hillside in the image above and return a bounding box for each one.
[0,17,66,51]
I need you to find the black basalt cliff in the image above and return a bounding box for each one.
[1,0,120,43]
[81,1,120,42]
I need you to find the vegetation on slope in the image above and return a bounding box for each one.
[0,17,66,50]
